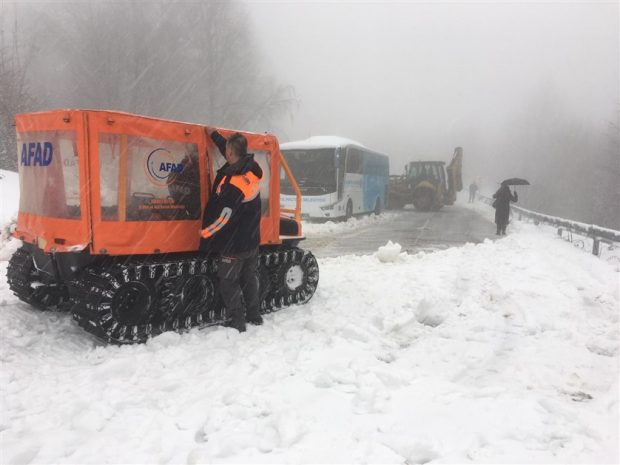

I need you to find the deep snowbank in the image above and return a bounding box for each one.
[1,224,618,464]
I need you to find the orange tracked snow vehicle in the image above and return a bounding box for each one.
[7,109,319,343]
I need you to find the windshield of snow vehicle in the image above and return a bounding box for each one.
[17,130,81,219]
[280,148,337,195]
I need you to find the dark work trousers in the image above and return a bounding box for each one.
[218,248,260,328]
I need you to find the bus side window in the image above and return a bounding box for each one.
[363,151,372,175]
[346,148,363,174]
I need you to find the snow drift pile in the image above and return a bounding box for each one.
[375,240,403,262]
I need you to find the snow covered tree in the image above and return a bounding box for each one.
[24,1,296,132]
[500,87,619,229]
[0,11,37,171]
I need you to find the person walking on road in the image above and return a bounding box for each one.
[468,181,478,203]
[493,182,518,235]
[199,128,264,332]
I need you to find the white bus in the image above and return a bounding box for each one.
[280,136,389,221]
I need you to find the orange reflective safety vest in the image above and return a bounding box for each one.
[217,171,261,202]
[199,155,263,255]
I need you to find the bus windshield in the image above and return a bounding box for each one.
[282,148,337,195]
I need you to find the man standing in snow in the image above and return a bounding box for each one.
[492,182,518,235]
[468,181,478,203]
[199,128,264,332]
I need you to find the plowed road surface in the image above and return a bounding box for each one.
[305,205,497,257]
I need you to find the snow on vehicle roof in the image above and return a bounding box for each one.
[280,136,367,150]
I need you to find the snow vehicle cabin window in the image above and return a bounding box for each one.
[17,130,81,219]
[280,149,337,196]
[99,134,200,221]
[254,151,271,216]
[210,146,271,217]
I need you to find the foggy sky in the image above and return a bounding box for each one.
[244,0,619,179]
[2,0,618,210]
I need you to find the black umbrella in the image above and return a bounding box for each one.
[501,178,530,186]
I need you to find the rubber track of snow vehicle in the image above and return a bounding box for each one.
[6,247,68,311]
[259,247,319,312]
[69,247,319,344]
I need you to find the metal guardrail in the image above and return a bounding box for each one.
[478,194,620,256]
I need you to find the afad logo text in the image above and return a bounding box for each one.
[145,148,184,187]
[20,142,53,166]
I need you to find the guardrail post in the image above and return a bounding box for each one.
[592,237,600,256]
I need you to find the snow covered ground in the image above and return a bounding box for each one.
[1,176,619,464]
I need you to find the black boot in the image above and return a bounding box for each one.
[246,314,263,326]
[229,320,246,332]
[225,309,246,332]
[224,321,246,332]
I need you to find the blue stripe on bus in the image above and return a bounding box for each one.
[363,174,388,210]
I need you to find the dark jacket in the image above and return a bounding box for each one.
[200,131,263,255]
[493,184,518,226]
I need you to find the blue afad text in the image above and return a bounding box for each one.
[159,162,184,173]
[20,142,53,167]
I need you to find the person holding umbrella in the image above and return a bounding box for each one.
[493,178,528,235]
